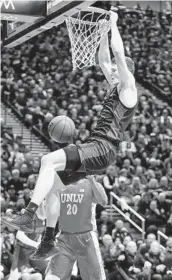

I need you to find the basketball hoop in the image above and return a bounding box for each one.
[65,7,110,70]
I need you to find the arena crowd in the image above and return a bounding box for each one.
[1,2,172,280]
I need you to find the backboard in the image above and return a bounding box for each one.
[0,0,97,48]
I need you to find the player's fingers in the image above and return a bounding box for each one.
[98,19,107,27]
[110,6,118,12]
[110,10,118,22]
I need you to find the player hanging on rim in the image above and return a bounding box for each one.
[2,10,138,233]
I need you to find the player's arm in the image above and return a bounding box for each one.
[54,189,61,220]
[16,231,39,248]
[98,25,112,85]
[110,10,135,86]
[87,176,108,206]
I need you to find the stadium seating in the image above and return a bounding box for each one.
[1,2,172,280]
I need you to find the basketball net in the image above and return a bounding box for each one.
[66,8,110,70]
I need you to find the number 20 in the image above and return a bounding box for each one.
[67,204,78,215]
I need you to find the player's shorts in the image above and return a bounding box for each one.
[63,86,137,176]
[46,231,106,280]
[63,138,117,175]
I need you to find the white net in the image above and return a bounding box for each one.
[65,9,110,70]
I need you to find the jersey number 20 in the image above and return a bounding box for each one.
[67,204,78,215]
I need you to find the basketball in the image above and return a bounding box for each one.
[48,116,75,144]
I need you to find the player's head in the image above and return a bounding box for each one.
[111,56,135,82]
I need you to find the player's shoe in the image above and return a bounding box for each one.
[1,211,37,233]
[31,239,59,260]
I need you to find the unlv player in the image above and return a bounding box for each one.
[33,173,107,280]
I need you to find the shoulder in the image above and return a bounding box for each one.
[121,73,137,92]
[77,178,92,193]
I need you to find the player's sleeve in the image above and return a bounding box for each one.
[55,190,61,219]
[87,176,108,206]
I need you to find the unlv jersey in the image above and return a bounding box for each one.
[58,178,97,233]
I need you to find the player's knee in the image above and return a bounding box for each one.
[41,154,52,167]
[41,149,66,171]
[45,274,60,280]
[33,273,43,280]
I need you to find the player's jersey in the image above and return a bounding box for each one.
[91,84,137,145]
[58,178,97,233]
[58,170,86,186]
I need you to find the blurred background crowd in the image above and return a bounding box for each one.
[1,1,172,280]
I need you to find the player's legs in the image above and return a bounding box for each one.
[2,164,66,233]
[77,231,106,280]
[46,188,59,229]
[30,148,66,206]
[45,235,76,280]
[32,174,63,260]
[45,254,75,280]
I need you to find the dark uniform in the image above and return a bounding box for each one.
[62,84,137,182]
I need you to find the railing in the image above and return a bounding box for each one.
[110,192,168,243]
[118,267,131,280]
[158,230,168,244]
[136,74,171,104]
[110,192,145,239]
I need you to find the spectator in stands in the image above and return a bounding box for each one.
[144,241,166,280]
[100,234,113,261]
[112,220,124,241]
[136,233,157,270]
[103,165,116,202]
[106,239,125,279]
[27,175,37,190]
[130,177,144,208]
[114,177,133,205]
[166,211,172,236]
[157,193,171,218]
[159,176,169,191]
[145,200,167,228]
[138,190,154,215]
[99,224,109,244]
[7,169,23,193]
[123,235,133,247]
[120,132,137,157]
[9,143,25,166]
[16,191,26,211]
[164,152,172,171]
[31,160,40,175]
[97,210,114,235]
[77,122,90,143]
[118,241,140,278]
[20,163,30,184]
